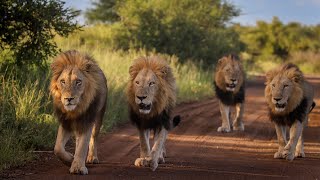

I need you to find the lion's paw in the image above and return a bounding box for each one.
[70,161,88,175]
[217,126,231,133]
[134,158,148,167]
[86,155,99,164]
[233,123,244,131]
[145,157,158,171]
[158,156,165,164]
[295,151,305,158]
[274,151,284,159]
[282,150,295,161]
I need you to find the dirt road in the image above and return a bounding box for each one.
[20,76,320,179]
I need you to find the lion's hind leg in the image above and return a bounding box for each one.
[54,125,74,166]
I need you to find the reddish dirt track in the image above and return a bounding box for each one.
[17,76,320,179]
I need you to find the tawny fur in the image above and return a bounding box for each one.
[265,63,315,161]
[127,56,176,118]
[214,54,245,94]
[50,50,107,175]
[265,63,313,116]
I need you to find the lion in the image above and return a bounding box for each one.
[126,56,181,171]
[213,54,245,133]
[50,50,107,175]
[265,63,315,161]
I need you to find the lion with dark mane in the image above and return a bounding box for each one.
[50,50,107,175]
[265,63,315,161]
[127,56,180,171]
[213,54,245,133]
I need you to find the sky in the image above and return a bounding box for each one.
[64,0,320,26]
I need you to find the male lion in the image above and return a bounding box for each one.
[50,50,107,174]
[213,54,245,133]
[127,56,180,171]
[265,63,315,161]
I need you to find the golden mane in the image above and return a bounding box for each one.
[214,54,244,93]
[126,56,176,118]
[50,50,106,119]
[265,63,304,115]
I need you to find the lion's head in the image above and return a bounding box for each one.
[127,56,176,117]
[50,50,102,117]
[265,63,304,115]
[214,54,244,92]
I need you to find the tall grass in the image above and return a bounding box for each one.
[0,68,57,170]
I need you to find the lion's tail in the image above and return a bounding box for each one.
[172,115,181,127]
[309,101,316,113]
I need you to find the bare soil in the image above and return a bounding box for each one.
[6,76,320,179]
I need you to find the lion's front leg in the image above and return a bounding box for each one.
[217,101,231,133]
[295,119,307,158]
[282,120,303,161]
[54,125,74,166]
[145,127,167,171]
[87,118,102,164]
[233,103,244,131]
[274,123,287,159]
[134,129,150,167]
[70,127,92,175]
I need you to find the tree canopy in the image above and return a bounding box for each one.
[85,0,242,64]
[0,0,80,67]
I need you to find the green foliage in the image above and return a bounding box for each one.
[85,0,242,65]
[0,65,57,170]
[234,17,320,74]
[0,0,80,67]
[85,0,120,24]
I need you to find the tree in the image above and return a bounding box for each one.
[0,0,80,67]
[85,0,120,24]
[86,0,242,64]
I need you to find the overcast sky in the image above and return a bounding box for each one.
[64,0,320,26]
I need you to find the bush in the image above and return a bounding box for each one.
[86,0,243,65]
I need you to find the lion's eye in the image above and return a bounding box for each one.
[135,81,140,85]
[272,84,275,88]
[283,84,288,88]
[76,79,82,86]
[60,79,65,85]
[149,82,155,86]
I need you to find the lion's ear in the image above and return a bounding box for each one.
[291,72,302,83]
[265,70,276,83]
[129,65,138,79]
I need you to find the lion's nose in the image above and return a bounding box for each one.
[137,96,147,101]
[273,97,281,102]
[65,97,74,102]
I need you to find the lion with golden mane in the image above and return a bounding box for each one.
[127,56,180,171]
[50,50,107,175]
[265,63,315,161]
[213,54,245,133]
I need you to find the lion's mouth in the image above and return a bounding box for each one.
[275,103,286,112]
[226,83,236,91]
[138,103,151,114]
[64,104,77,111]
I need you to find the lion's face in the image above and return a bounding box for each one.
[56,67,86,111]
[133,68,158,114]
[269,75,294,112]
[221,62,242,92]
